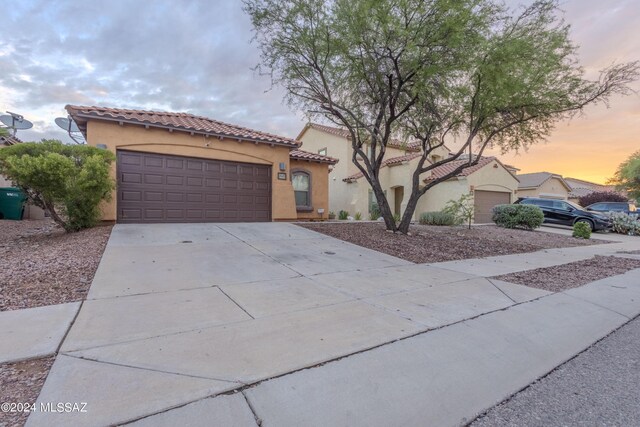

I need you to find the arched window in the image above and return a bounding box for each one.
[292,170,312,210]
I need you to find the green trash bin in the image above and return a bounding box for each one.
[0,187,27,220]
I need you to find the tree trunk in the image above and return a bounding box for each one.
[43,200,69,232]
[369,178,396,231]
[398,190,421,234]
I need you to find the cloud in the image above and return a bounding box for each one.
[0,0,637,184]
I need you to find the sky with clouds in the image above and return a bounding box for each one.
[0,0,637,184]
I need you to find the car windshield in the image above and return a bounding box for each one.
[566,201,584,210]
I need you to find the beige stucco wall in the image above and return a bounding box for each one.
[518,177,569,200]
[298,127,350,214]
[416,178,470,214]
[467,160,519,198]
[86,120,299,221]
[290,159,330,220]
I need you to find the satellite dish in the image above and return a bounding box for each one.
[55,117,81,133]
[54,115,84,144]
[0,111,33,136]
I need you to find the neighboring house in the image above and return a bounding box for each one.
[297,123,519,223]
[564,177,619,203]
[516,172,571,200]
[66,106,337,223]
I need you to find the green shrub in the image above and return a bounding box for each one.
[492,204,544,230]
[354,212,362,220]
[0,140,115,232]
[338,210,349,220]
[610,212,640,235]
[572,221,592,239]
[443,193,474,229]
[393,213,401,223]
[369,204,381,220]
[419,211,457,226]
[328,211,336,220]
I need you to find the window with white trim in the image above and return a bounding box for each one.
[292,171,311,210]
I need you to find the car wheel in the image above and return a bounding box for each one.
[575,218,594,231]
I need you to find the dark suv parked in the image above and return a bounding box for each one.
[585,202,637,217]
[515,197,611,231]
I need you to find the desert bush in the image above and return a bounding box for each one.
[338,210,349,220]
[578,191,627,207]
[443,193,474,229]
[419,211,457,226]
[610,212,640,235]
[492,204,544,230]
[328,211,336,220]
[0,140,115,232]
[572,221,591,239]
[354,212,362,220]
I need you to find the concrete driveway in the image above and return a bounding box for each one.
[27,223,640,426]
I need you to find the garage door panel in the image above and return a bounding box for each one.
[474,190,510,224]
[144,192,163,202]
[121,173,142,184]
[223,179,237,189]
[120,153,142,165]
[165,175,184,186]
[166,192,185,203]
[117,151,271,223]
[187,193,203,203]
[166,159,184,169]
[144,209,164,220]
[144,174,164,185]
[144,156,164,168]
[205,178,221,188]
[121,191,142,201]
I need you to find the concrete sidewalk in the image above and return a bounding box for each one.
[25,223,640,426]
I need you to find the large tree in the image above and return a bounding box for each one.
[609,150,640,201]
[244,0,638,233]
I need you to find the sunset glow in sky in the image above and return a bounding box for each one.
[1,0,638,184]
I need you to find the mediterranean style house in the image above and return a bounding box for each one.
[296,123,519,223]
[516,172,572,200]
[66,106,337,223]
[516,173,620,203]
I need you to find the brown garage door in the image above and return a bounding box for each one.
[474,190,511,223]
[117,150,271,223]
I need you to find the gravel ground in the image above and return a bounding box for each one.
[0,357,55,427]
[471,316,640,427]
[493,255,640,292]
[298,222,606,264]
[0,219,112,311]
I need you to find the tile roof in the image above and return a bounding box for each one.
[66,105,301,148]
[289,149,339,164]
[343,153,422,182]
[517,172,570,190]
[0,135,22,145]
[304,123,421,152]
[423,156,498,182]
[564,177,617,199]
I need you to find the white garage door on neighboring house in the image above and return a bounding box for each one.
[474,190,511,223]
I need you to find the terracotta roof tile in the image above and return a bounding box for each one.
[343,152,422,182]
[289,149,339,164]
[66,105,300,148]
[306,123,421,152]
[0,135,22,145]
[423,156,497,182]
